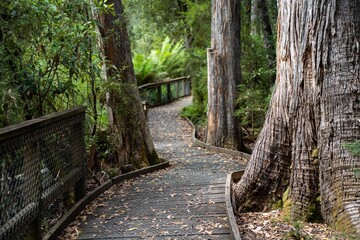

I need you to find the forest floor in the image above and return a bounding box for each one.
[238,210,358,240]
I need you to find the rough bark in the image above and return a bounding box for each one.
[234,0,360,233]
[206,0,246,151]
[97,0,160,169]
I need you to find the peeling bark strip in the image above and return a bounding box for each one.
[97,0,160,168]
[206,0,245,151]
[234,0,360,233]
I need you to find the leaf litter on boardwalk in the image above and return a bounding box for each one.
[58,180,134,239]
[60,97,246,239]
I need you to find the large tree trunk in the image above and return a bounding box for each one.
[206,0,246,151]
[97,0,160,169]
[234,0,360,233]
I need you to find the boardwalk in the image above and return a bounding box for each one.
[75,97,246,239]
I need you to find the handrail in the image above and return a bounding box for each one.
[138,76,190,90]
[0,106,85,142]
[138,76,191,107]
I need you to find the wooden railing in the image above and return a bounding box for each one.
[138,76,191,107]
[0,107,86,239]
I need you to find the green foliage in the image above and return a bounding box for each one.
[344,141,360,157]
[0,0,119,173]
[93,0,114,14]
[182,0,211,49]
[236,32,276,133]
[180,0,211,120]
[0,0,102,127]
[235,84,272,132]
[284,221,313,240]
[133,37,188,85]
[124,0,210,113]
[181,103,207,126]
[123,0,180,54]
[343,141,360,179]
[101,80,137,123]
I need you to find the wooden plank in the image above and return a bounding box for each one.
[44,161,170,240]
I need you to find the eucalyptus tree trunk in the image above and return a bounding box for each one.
[97,0,160,169]
[250,0,276,82]
[250,0,259,35]
[257,0,275,68]
[233,0,360,233]
[206,0,246,151]
[177,0,193,49]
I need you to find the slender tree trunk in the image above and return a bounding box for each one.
[250,0,259,35]
[177,0,193,49]
[257,0,275,68]
[97,0,160,169]
[234,0,360,233]
[206,0,246,151]
[242,0,252,37]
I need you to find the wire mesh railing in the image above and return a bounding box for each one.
[138,76,191,107]
[0,107,86,240]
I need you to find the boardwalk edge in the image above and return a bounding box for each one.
[44,161,170,240]
[225,171,245,240]
[183,117,251,161]
[184,116,246,240]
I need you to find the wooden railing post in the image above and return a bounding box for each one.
[26,217,41,240]
[186,78,191,95]
[189,78,192,95]
[70,117,86,203]
[176,81,180,98]
[23,136,41,240]
[157,86,162,104]
[182,79,186,96]
[166,83,172,102]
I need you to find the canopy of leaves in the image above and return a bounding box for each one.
[0,0,102,127]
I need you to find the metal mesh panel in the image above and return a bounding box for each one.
[0,132,41,239]
[40,114,85,208]
[0,107,86,239]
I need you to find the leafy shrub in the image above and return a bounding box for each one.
[235,33,276,134]
[133,37,188,85]
[0,0,101,126]
[181,103,207,127]
[235,84,272,132]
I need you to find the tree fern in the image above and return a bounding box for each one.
[133,37,187,85]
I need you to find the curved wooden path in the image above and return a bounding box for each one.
[75,97,246,239]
